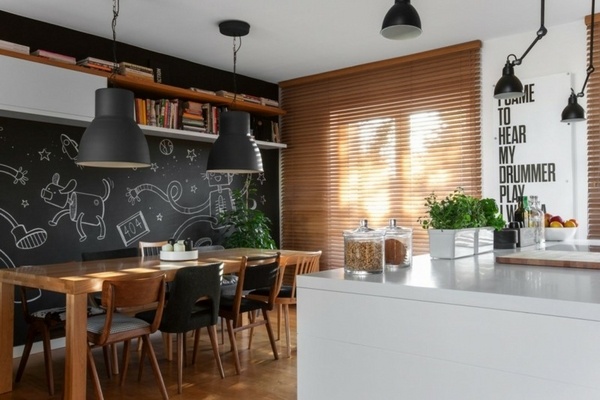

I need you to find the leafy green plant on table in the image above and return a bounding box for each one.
[418,187,505,231]
[217,186,277,249]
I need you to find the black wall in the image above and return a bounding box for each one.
[0,12,281,345]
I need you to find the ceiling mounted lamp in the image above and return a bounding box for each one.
[206,20,263,174]
[494,0,548,99]
[561,0,596,123]
[380,0,422,40]
[76,0,150,168]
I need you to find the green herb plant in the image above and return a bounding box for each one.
[418,187,505,231]
[217,185,277,249]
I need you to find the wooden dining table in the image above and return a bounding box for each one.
[0,248,315,399]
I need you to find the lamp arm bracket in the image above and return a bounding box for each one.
[511,0,547,66]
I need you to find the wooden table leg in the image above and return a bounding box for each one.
[0,281,14,394]
[63,293,88,400]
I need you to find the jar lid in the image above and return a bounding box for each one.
[343,219,384,238]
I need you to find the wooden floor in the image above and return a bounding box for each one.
[1,308,297,399]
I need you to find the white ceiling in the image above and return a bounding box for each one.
[0,0,593,83]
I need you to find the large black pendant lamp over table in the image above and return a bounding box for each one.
[494,0,548,100]
[206,20,263,174]
[76,0,150,168]
[380,0,422,40]
[561,0,596,123]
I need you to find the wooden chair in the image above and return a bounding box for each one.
[218,253,282,374]
[86,272,168,400]
[248,251,321,357]
[137,263,225,394]
[138,240,168,258]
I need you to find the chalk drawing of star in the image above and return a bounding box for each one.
[38,148,51,161]
[21,200,29,208]
[156,213,163,222]
[150,163,159,172]
[260,195,267,205]
[191,185,198,193]
[186,149,197,162]
[257,173,266,184]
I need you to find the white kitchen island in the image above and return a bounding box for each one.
[296,242,600,400]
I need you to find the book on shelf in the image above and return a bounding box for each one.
[215,90,236,99]
[118,61,153,74]
[182,101,204,115]
[0,39,29,55]
[119,68,154,81]
[241,93,262,104]
[31,49,76,65]
[77,57,115,72]
[189,87,216,96]
[260,97,280,107]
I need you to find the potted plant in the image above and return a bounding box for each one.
[418,188,505,259]
[217,185,277,249]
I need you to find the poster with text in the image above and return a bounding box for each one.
[493,73,573,223]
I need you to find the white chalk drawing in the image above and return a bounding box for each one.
[38,148,51,161]
[21,200,29,208]
[0,163,28,185]
[186,149,197,162]
[117,211,150,246]
[156,213,163,221]
[41,173,112,242]
[60,134,79,160]
[257,173,266,185]
[191,185,197,193]
[150,163,159,172]
[159,139,174,155]
[0,208,48,249]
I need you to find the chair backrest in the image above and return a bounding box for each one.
[195,244,225,252]
[232,253,282,312]
[81,247,138,261]
[138,241,168,258]
[287,251,322,299]
[160,263,223,333]
[98,272,166,344]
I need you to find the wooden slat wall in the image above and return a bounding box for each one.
[587,13,600,238]
[279,41,482,270]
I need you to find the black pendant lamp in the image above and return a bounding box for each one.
[561,0,596,123]
[76,0,150,168]
[494,0,547,99]
[380,0,422,40]
[206,20,263,174]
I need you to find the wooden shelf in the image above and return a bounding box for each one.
[0,48,286,117]
[0,49,286,149]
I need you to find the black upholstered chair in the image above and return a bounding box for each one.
[219,253,282,374]
[137,263,225,394]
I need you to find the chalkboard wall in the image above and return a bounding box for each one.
[0,117,280,345]
[0,11,282,346]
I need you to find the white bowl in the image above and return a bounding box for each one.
[159,249,198,261]
[544,227,577,241]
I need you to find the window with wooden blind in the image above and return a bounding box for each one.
[279,41,482,270]
[587,13,600,238]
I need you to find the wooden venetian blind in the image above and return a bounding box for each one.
[587,13,600,238]
[279,41,482,270]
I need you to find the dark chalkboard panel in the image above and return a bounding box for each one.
[0,116,280,345]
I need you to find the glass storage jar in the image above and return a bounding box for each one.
[384,219,412,270]
[343,219,384,274]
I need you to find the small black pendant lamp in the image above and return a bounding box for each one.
[206,20,263,174]
[76,0,150,168]
[561,0,596,123]
[380,0,422,40]
[494,0,547,99]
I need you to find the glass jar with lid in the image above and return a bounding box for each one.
[343,219,384,274]
[384,219,412,270]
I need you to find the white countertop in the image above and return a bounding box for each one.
[297,240,600,321]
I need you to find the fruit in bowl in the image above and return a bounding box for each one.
[544,214,578,241]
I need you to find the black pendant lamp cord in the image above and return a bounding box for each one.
[110,0,119,82]
[231,35,242,108]
[506,0,547,67]
[572,0,596,99]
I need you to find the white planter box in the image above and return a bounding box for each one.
[428,227,494,259]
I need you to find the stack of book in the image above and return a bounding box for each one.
[118,62,154,81]
[134,98,180,129]
[190,87,216,96]
[181,101,206,133]
[0,39,29,55]
[31,49,76,65]
[77,57,115,73]
[261,97,280,107]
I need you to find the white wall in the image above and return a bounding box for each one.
[481,20,588,238]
